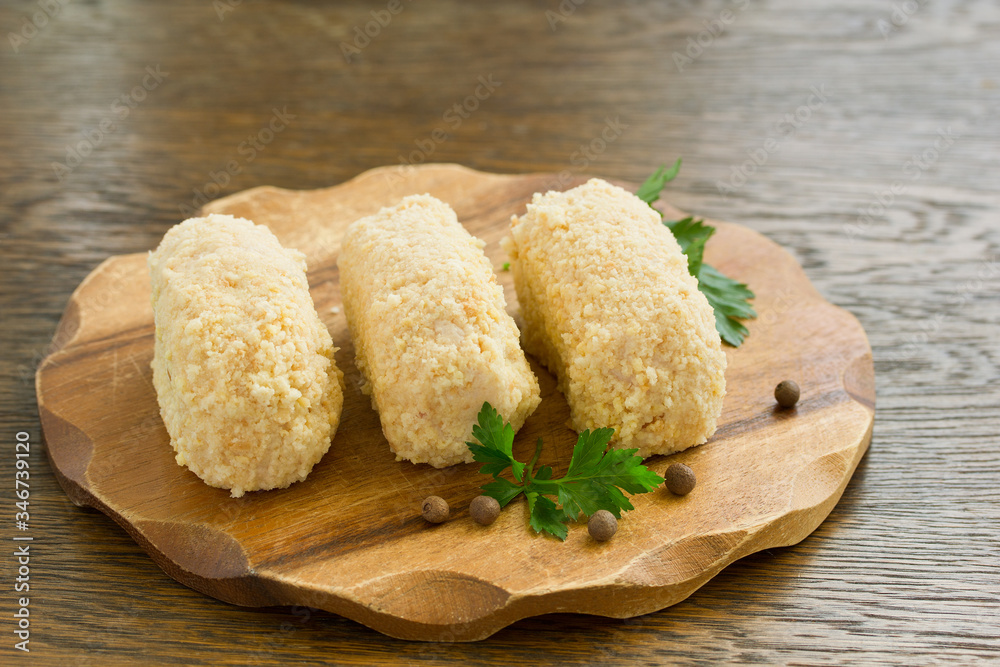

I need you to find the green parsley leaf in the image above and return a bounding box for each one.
[481,477,523,508]
[641,161,757,346]
[664,216,714,278]
[466,403,664,540]
[466,403,525,481]
[526,492,568,541]
[637,157,682,206]
[698,264,755,346]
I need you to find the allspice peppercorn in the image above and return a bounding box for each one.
[775,380,800,408]
[665,462,696,495]
[588,510,618,542]
[421,495,449,524]
[470,495,500,526]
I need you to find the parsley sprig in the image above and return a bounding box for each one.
[466,403,664,540]
[638,159,757,346]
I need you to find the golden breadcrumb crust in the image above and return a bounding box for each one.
[503,179,726,457]
[149,214,344,497]
[338,194,541,467]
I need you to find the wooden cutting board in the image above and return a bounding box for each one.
[36,164,874,642]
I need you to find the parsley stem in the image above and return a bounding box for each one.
[524,438,543,486]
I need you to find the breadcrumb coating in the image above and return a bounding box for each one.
[149,214,344,497]
[503,179,726,457]
[338,194,541,468]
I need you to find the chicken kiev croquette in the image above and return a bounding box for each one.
[149,214,344,497]
[338,194,540,468]
[503,179,726,458]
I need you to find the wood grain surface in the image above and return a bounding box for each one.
[2,0,998,664]
[36,164,874,641]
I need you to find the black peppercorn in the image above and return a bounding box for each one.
[665,463,696,495]
[775,380,800,408]
[421,495,449,523]
[588,510,618,542]
[470,495,500,526]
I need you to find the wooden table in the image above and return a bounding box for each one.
[2,0,997,664]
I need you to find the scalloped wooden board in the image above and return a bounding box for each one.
[36,164,874,641]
